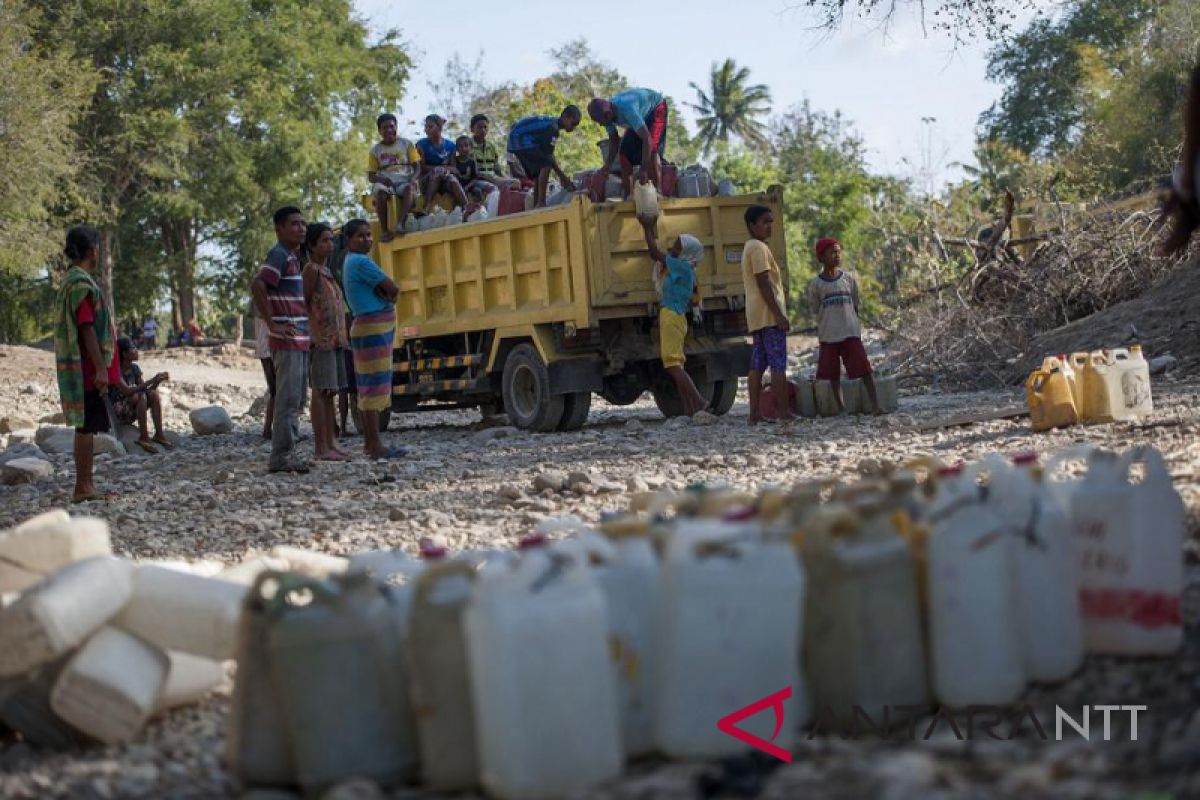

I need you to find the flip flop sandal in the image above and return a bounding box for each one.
[134,440,159,454]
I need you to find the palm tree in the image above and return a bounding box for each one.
[688,59,773,155]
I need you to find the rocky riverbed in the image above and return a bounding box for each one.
[1,343,1198,799]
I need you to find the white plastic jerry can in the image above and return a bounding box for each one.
[408,560,479,791]
[50,626,169,745]
[632,179,660,218]
[115,565,248,661]
[465,549,621,800]
[1070,447,1184,655]
[0,556,134,678]
[655,526,805,758]
[268,572,416,795]
[154,651,226,714]
[801,508,928,721]
[0,511,111,594]
[225,572,295,789]
[0,654,94,749]
[556,531,660,758]
[982,453,1084,682]
[269,546,349,578]
[926,466,1026,707]
[1110,346,1153,419]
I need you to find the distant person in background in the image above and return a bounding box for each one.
[506,107,581,208]
[341,218,406,460]
[302,222,352,462]
[55,225,120,503]
[370,112,420,242]
[185,318,204,342]
[416,114,474,214]
[469,114,519,190]
[252,205,312,474]
[1163,63,1200,256]
[112,336,172,453]
[807,238,880,414]
[588,88,668,197]
[741,205,793,426]
[252,299,276,439]
[141,316,158,349]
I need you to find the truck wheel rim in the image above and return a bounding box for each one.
[511,364,539,419]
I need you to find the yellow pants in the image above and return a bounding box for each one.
[659,308,688,369]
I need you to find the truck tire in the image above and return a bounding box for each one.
[600,375,646,406]
[709,379,739,416]
[557,392,592,431]
[350,406,391,435]
[502,344,565,432]
[651,379,714,419]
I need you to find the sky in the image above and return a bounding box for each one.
[354,0,1056,188]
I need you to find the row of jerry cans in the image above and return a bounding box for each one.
[761,374,900,419]
[1026,345,1153,431]
[629,441,1183,717]
[225,528,804,800]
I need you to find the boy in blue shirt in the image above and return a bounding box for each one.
[507,106,581,208]
[638,215,707,417]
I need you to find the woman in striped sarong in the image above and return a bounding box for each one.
[341,219,406,459]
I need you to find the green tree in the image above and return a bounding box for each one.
[688,59,772,155]
[0,1,96,341]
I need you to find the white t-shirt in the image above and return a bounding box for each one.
[143,318,158,337]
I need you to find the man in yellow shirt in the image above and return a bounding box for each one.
[741,205,792,424]
[369,113,420,241]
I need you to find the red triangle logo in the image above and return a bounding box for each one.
[716,685,793,763]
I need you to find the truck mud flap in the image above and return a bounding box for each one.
[548,357,605,395]
[694,344,752,383]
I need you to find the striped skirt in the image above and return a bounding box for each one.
[349,308,396,413]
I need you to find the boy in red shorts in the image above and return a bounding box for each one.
[807,237,880,414]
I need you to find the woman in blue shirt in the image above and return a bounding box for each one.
[416,114,474,213]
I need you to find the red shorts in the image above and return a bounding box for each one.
[816,338,872,382]
[618,101,668,168]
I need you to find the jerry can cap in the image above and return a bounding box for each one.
[420,545,447,560]
[936,465,964,478]
[1011,452,1039,466]
[517,533,548,550]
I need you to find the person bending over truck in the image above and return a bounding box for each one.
[341,219,407,461]
[507,106,581,209]
[469,114,519,191]
[638,216,710,418]
[416,114,476,215]
[587,88,668,198]
[807,238,880,415]
[741,205,794,426]
[369,113,420,243]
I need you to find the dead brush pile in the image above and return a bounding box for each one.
[886,197,1197,390]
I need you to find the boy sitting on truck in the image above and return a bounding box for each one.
[369,113,420,242]
[638,215,709,418]
[807,237,881,414]
[454,136,496,202]
[469,114,519,191]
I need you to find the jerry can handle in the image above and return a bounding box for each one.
[793,506,859,554]
[1026,369,1049,393]
[412,559,477,607]
[260,571,340,613]
[1116,445,1170,485]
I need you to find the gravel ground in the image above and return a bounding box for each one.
[1,343,1198,800]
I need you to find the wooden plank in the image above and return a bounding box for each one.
[900,405,1029,433]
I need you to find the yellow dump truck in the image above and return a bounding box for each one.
[364,187,787,431]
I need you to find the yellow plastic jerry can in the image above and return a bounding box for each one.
[1026,356,1079,432]
[1078,351,1121,423]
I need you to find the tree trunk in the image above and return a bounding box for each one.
[98,226,116,321]
[161,216,196,329]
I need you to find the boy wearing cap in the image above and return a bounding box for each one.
[807,238,880,414]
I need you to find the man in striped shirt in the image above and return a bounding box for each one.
[252,206,312,473]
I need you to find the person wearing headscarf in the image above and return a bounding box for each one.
[638,216,710,418]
